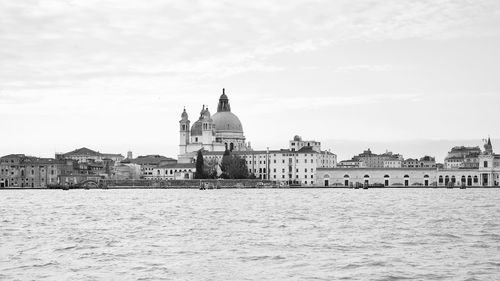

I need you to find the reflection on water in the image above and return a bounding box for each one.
[1,189,499,280]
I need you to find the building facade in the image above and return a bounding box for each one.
[317,138,498,187]
[179,89,252,162]
[189,137,336,186]
[0,154,75,188]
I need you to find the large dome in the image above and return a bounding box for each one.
[212,111,243,132]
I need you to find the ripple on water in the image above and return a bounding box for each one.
[0,189,499,281]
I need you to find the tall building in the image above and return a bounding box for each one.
[478,137,500,186]
[179,89,251,162]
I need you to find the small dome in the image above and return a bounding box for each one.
[203,108,211,119]
[212,111,243,132]
[181,108,188,119]
[220,88,228,100]
[190,120,202,136]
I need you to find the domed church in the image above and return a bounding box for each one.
[178,89,251,161]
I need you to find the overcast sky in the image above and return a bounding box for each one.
[1,0,499,162]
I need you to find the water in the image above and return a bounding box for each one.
[1,189,499,280]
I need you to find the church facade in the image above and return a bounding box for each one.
[178,89,251,163]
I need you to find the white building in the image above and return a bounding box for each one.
[144,163,196,180]
[317,168,437,187]
[178,89,251,163]
[317,138,499,188]
[190,137,336,186]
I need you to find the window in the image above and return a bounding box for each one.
[484,161,488,168]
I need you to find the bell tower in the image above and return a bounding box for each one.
[179,108,190,154]
[202,107,214,147]
[217,88,231,112]
[484,136,493,155]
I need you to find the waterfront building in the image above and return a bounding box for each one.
[478,137,500,186]
[436,169,480,187]
[188,136,336,186]
[122,155,177,178]
[444,146,481,169]
[317,139,497,187]
[178,89,251,163]
[144,163,196,180]
[0,154,74,188]
[56,147,124,163]
[317,168,437,187]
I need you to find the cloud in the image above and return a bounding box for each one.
[242,93,423,114]
[334,64,395,73]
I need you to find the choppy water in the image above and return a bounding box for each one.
[1,189,499,281]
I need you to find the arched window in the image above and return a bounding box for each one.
[230,143,234,151]
[439,176,443,183]
[473,176,478,183]
[451,176,456,183]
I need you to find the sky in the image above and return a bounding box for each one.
[1,0,499,162]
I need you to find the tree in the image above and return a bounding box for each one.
[219,150,250,179]
[194,150,205,179]
[220,149,231,179]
